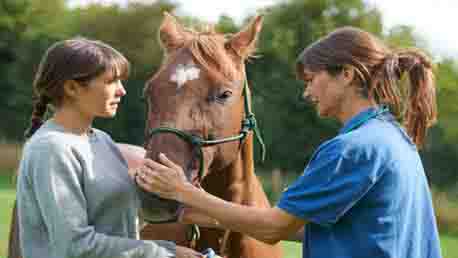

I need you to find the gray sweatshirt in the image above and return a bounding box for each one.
[17,120,176,258]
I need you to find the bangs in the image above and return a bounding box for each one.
[295,46,319,80]
[103,49,130,82]
[295,40,332,80]
[67,38,130,84]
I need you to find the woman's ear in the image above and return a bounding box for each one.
[63,80,81,100]
[341,65,356,87]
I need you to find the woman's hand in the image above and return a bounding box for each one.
[135,153,192,202]
[175,245,204,258]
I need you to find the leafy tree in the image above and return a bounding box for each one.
[0,0,457,188]
[0,0,71,140]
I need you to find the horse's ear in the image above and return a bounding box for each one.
[159,12,188,52]
[226,15,263,59]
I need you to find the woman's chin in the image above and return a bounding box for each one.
[317,108,331,118]
[100,109,118,117]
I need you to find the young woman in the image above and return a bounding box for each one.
[138,27,442,258]
[16,38,202,258]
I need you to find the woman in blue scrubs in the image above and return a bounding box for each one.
[138,27,442,258]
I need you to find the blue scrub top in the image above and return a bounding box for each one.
[277,106,442,258]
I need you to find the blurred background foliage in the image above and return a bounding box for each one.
[0,0,457,190]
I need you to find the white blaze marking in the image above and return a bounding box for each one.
[170,62,201,89]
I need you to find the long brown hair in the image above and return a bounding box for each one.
[296,26,437,148]
[24,37,130,138]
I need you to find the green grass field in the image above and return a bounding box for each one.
[1,174,16,258]
[1,173,457,258]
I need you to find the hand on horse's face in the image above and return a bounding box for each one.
[135,153,191,202]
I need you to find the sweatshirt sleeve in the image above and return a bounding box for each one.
[27,142,176,258]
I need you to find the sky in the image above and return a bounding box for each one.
[70,0,458,59]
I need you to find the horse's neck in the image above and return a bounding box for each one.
[203,133,271,207]
[198,135,282,258]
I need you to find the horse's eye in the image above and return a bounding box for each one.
[216,90,233,102]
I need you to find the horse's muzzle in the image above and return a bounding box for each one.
[138,187,183,223]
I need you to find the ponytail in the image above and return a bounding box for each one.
[371,49,437,148]
[24,95,50,139]
[398,50,437,147]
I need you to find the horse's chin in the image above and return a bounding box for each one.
[138,187,183,223]
[138,167,201,223]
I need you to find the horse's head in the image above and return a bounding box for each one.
[140,13,263,222]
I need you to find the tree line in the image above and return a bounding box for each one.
[1,0,457,188]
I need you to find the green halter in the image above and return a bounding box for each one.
[146,79,266,181]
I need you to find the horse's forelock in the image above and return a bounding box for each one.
[187,32,240,83]
[148,30,241,91]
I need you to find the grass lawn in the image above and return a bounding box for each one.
[441,233,458,258]
[0,174,16,258]
[282,241,301,258]
[1,173,457,258]
[282,235,458,258]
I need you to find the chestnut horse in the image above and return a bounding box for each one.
[139,13,282,258]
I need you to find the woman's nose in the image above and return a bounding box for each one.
[116,81,127,96]
[302,86,311,100]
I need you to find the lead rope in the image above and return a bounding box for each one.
[219,230,231,257]
[188,224,201,249]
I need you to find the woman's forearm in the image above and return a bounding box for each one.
[179,208,223,229]
[178,184,299,244]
